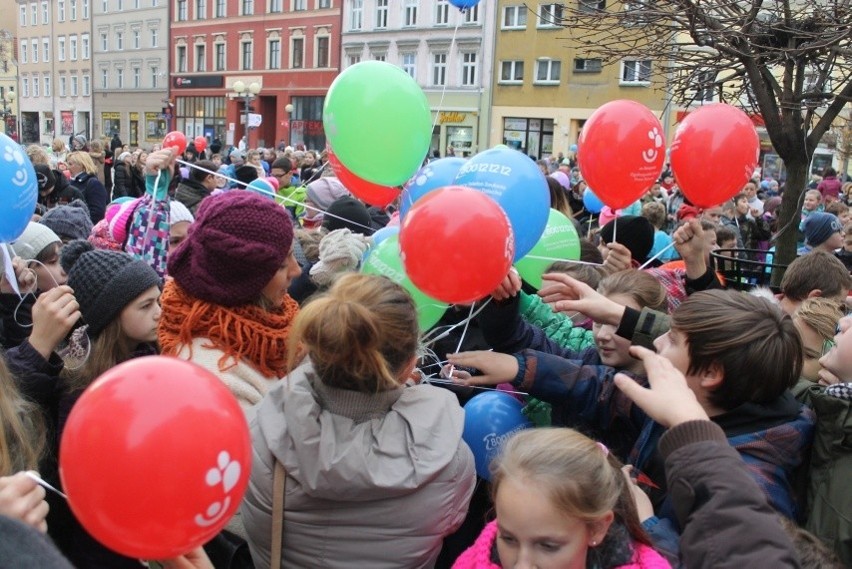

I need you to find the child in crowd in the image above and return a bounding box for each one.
[242,273,475,568]
[11,223,66,294]
[642,202,677,265]
[800,189,825,231]
[792,298,845,388]
[39,200,94,244]
[799,213,844,255]
[453,429,669,569]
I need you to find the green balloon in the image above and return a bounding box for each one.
[514,209,582,289]
[361,235,449,332]
[324,61,432,187]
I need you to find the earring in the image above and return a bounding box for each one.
[590,540,597,546]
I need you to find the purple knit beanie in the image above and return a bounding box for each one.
[167,191,294,306]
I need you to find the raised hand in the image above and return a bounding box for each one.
[539,273,624,326]
[445,351,519,386]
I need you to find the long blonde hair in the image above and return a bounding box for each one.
[0,356,45,475]
[67,151,97,175]
[287,273,418,392]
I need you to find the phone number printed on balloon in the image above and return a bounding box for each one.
[458,162,513,177]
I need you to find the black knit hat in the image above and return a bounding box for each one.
[61,240,160,336]
[599,215,655,263]
[322,196,374,235]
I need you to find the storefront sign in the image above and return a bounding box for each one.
[438,111,467,124]
[129,112,139,121]
[290,120,324,136]
[172,75,225,89]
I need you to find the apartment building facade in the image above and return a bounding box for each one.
[0,24,19,139]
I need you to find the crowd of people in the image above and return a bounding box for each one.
[0,135,851,569]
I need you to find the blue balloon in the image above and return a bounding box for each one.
[400,157,466,220]
[0,134,38,243]
[583,188,604,214]
[454,148,550,261]
[246,178,275,200]
[569,144,578,153]
[449,0,480,7]
[462,391,532,480]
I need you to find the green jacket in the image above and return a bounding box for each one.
[794,379,852,566]
[518,292,596,352]
[276,184,307,217]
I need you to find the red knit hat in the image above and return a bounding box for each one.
[167,191,294,306]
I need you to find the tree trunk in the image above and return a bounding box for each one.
[771,158,809,287]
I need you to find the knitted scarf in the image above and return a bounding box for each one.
[158,279,299,378]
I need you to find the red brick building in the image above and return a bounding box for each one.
[169,0,340,151]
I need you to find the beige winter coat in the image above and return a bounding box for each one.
[241,360,476,569]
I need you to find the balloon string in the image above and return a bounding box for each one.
[637,240,677,270]
[612,217,617,244]
[24,471,67,500]
[174,158,376,233]
[523,255,604,267]
[421,297,492,344]
[422,376,530,397]
[445,302,475,380]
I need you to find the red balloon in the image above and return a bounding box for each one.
[60,356,251,559]
[163,131,188,155]
[670,104,759,208]
[328,148,400,208]
[193,135,208,154]
[400,186,514,304]
[578,100,665,209]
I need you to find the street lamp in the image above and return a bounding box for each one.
[1,90,16,138]
[284,103,293,147]
[233,80,261,148]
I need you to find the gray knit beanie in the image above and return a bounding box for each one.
[61,240,160,336]
[40,200,94,241]
[11,222,61,261]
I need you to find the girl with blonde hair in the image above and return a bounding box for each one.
[66,151,108,222]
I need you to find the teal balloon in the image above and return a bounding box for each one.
[0,134,38,243]
[514,209,581,289]
[324,61,432,187]
[361,234,448,332]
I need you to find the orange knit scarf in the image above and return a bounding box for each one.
[158,279,299,378]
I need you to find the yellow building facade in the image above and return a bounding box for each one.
[490,0,669,158]
[1,17,19,139]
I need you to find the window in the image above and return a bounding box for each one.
[150,28,159,48]
[150,67,159,88]
[316,36,329,68]
[177,45,187,71]
[20,42,28,64]
[350,0,362,30]
[22,78,28,98]
[573,57,601,72]
[117,68,124,88]
[195,0,205,18]
[58,0,66,19]
[318,0,329,6]
[101,0,107,11]
[101,68,108,88]
[59,37,66,60]
[31,40,38,63]
[59,76,67,96]
[82,34,90,58]
[70,0,77,19]
[403,0,417,26]
[82,0,89,18]
[373,52,386,61]
[43,38,50,62]
[268,39,280,69]
[431,52,446,86]
[134,0,139,8]
[195,44,206,71]
[117,0,122,9]
[20,5,26,25]
[269,0,281,11]
[291,37,303,68]
[620,59,651,84]
[177,0,187,19]
[463,4,479,22]
[502,5,526,28]
[461,52,477,86]
[43,74,50,96]
[500,60,524,83]
[435,0,448,24]
[132,30,140,49]
[240,41,252,69]
[693,70,715,102]
[578,0,604,11]
[293,0,306,9]
[30,3,36,25]
[133,67,141,88]
[32,76,39,97]
[535,59,561,83]
[41,1,48,23]
[241,0,253,14]
[215,0,225,16]
[375,0,387,27]
[100,33,108,51]
[538,3,562,27]
[401,53,415,78]
[214,43,225,70]
[347,53,360,66]
[115,31,123,51]
[71,76,79,96]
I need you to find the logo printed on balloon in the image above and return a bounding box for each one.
[413,167,434,186]
[4,144,32,189]
[642,128,663,164]
[483,425,527,452]
[195,450,242,528]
